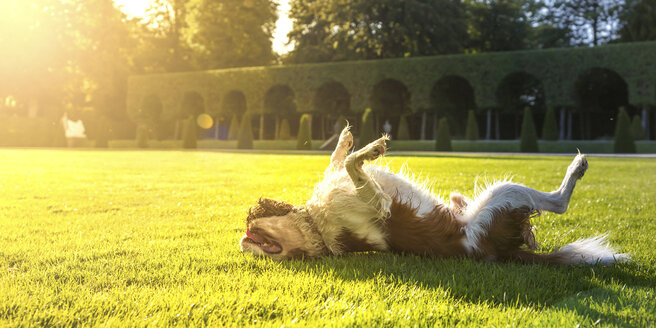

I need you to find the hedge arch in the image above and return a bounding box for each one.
[222,90,247,119]
[264,85,296,140]
[180,91,205,118]
[495,72,546,139]
[313,81,352,138]
[431,75,476,138]
[574,67,629,139]
[371,79,411,137]
[139,94,163,122]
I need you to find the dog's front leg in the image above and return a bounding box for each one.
[344,136,392,218]
[329,126,354,170]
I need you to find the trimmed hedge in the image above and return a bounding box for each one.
[297,114,312,150]
[359,108,376,146]
[278,118,291,140]
[128,41,656,123]
[136,124,150,148]
[542,107,558,141]
[237,113,254,149]
[228,114,240,140]
[614,107,636,153]
[520,107,539,153]
[397,115,410,140]
[435,118,452,151]
[465,110,479,141]
[631,115,646,140]
[182,116,198,149]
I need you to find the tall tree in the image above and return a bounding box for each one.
[532,0,623,46]
[135,0,194,73]
[466,0,532,52]
[186,0,277,69]
[619,0,656,42]
[286,0,468,63]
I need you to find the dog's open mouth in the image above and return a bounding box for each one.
[244,229,282,254]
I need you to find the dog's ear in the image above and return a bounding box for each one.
[247,198,295,222]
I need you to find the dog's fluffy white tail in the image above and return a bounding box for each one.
[555,234,630,265]
[513,234,630,265]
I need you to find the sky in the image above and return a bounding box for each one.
[112,0,293,55]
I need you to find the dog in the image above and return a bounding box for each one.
[240,127,629,265]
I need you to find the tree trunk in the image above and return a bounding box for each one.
[433,114,438,140]
[579,112,585,140]
[486,109,492,140]
[420,112,427,140]
[559,107,566,140]
[321,115,326,140]
[214,118,219,139]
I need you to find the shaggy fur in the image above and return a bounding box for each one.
[240,127,629,265]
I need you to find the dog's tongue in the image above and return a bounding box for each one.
[246,229,267,244]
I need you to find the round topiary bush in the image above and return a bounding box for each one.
[237,113,254,149]
[182,115,198,149]
[614,107,636,153]
[397,115,410,140]
[631,115,645,140]
[297,114,312,150]
[520,107,539,153]
[465,110,479,141]
[435,117,452,151]
[228,114,240,140]
[542,107,558,141]
[278,118,292,140]
[359,108,376,146]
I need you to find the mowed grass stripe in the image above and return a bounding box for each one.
[0,150,654,327]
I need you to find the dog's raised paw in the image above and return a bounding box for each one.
[361,137,387,161]
[569,154,588,180]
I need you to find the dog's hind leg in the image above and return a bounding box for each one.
[344,136,392,218]
[329,126,354,170]
[461,154,589,253]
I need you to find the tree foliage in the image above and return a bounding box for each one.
[237,114,254,149]
[466,0,532,52]
[619,0,656,42]
[286,0,468,63]
[186,0,277,69]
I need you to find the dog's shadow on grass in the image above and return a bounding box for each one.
[279,252,654,309]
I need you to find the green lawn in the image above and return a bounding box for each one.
[1,150,655,327]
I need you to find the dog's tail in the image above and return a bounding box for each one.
[511,234,630,265]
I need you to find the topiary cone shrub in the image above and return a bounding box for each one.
[435,117,452,151]
[237,113,254,149]
[297,114,312,150]
[278,118,291,140]
[465,110,479,141]
[520,107,539,153]
[397,115,410,140]
[359,108,376,146]
[631,115,645,140]
[614,107,636,153]
[136,124,150,148]
[228,114,240,140]
[542,107,558,141]
[182,115,197,149]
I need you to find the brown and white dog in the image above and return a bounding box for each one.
[240,127,629,265]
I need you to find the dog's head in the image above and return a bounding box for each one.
[240,198,323,260]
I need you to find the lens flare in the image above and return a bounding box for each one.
[197,114,213,129]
